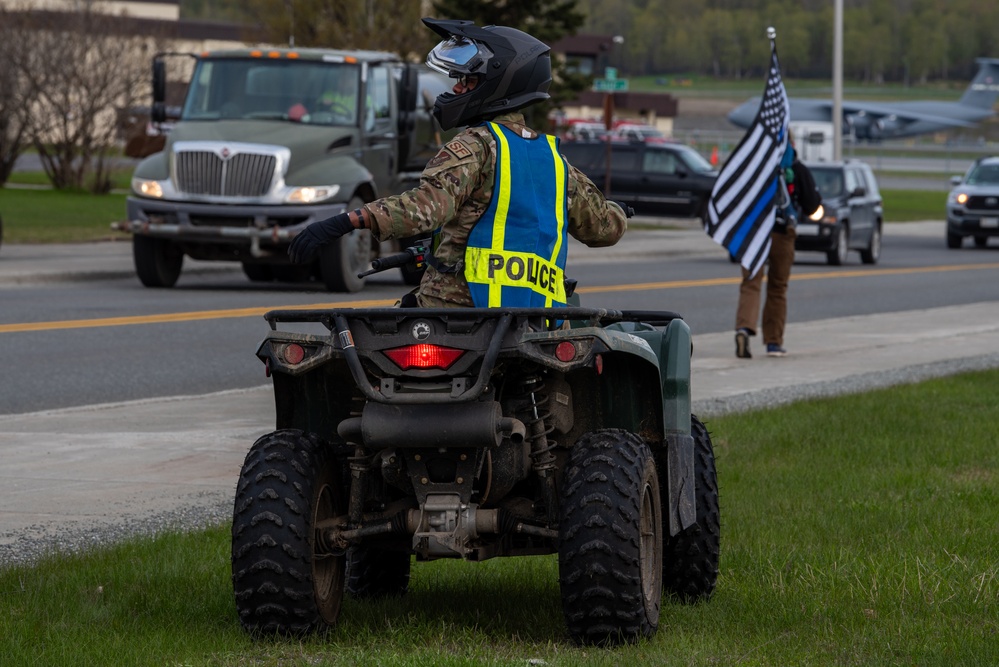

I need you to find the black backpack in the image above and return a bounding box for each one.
[791,160,822,217]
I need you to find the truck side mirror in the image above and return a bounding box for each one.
[399,66,419,115]
[151,58,167,123]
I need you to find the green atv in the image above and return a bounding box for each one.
[233,299,719,646]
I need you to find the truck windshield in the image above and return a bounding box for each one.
[182,58,363,127]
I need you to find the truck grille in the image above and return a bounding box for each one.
[174,150,277,197]
[967,195,999,211]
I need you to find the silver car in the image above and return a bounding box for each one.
[946,156,999,248]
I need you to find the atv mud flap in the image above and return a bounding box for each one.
[665,432,696,535]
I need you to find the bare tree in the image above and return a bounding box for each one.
[13,2,161,192]
[0,7,37,187]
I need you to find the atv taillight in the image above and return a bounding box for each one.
[383,344,464,370]
[281,343,306,365]
[555,341,576,362]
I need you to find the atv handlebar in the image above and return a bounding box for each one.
[357,239,428,278]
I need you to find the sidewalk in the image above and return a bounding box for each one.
[2,221,998,566]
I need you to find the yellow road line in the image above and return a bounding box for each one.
[3,262,999,334]
[577,262,999,294]
[0,298,396,333]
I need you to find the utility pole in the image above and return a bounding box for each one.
[833,0,843,160]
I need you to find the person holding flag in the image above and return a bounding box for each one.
[705,28,819,359]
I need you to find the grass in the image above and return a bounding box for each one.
[2,369,997,666]
[880,188,946,222]
[0,187,131,243]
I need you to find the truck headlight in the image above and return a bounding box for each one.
[947,191,968,205]
[132,178,164,199]
[808,204,824,222]
[286,185,340,204]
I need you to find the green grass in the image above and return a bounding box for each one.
[881,188,946,222]
[0,187,131,243]
[630,73,975,102]
[5,169,131,190]
[3,369,997,666]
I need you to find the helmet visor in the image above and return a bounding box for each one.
[427,37,493,76]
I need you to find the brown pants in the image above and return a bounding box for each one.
[735,228,796,346]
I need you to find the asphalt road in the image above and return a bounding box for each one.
[2,219,998,415]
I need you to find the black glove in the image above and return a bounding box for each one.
[613,200,635,218]
[288,212,354,264]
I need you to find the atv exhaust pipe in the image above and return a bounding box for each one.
[338,401,525,449]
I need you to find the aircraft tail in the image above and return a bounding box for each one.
[958,58,999,110]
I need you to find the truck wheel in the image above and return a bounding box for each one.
[241,263,273,282]
[319,197,370,292]
[133,235,183,287]
[662,415,720,602]
[860,223,881,264]
[946,230,963,249]
[272,264,312,283]
[320,229,371,292]
[231,429,347,635]
[558,429,662,646]
[826,224,849,265]
[345,547,411,599]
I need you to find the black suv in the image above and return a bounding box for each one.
[795,160,883,265]
[559,140,717,220]
[946,156,999,248]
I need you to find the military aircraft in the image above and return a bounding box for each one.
[727,57,999,141]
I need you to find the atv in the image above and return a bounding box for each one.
[231,252,720,646]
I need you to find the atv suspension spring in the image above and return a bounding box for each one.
[347,446,374,525]
[513,376,557,453]
[513,375,559,524]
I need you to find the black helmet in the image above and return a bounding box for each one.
[423,17,551,130]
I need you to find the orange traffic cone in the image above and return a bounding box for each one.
[710,145,719,166]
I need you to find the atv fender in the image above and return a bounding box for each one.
[604,318,695,535]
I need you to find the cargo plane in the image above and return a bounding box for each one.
[727,57,999,141]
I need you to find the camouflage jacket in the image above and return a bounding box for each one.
[363,112,628,307]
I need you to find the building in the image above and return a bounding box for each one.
[551,33,678,136]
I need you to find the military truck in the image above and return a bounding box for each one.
[121,48,451,291]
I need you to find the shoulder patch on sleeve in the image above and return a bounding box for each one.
[445,140,473,160]
[426,152,454,169]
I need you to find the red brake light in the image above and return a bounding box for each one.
[555,341,576,362]
[384,344,464,370]
[282,343,306,365]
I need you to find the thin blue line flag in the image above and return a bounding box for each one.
[706,40,789,278]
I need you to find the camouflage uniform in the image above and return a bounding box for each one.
[363,111,628,307]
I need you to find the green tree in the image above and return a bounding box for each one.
[239,0,429,58]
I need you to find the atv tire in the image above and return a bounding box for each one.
[231,429,347,635]
[661,415,720,602]
[558,429,662,646]
[345,547,411,599]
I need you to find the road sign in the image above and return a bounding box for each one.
[592,78,628,92]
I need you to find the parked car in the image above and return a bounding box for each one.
[609,122,668,143]
[562,121,609,142]
[795,159,883,265]
[560,140,717,220]
[946,156,999,248]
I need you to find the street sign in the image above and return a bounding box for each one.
[592,78,628,92]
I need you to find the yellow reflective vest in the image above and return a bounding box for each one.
[463,122,569,308]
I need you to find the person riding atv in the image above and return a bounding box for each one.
[288,17,630,309]
[234,18,719,648]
